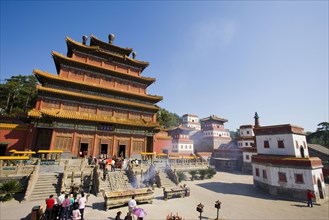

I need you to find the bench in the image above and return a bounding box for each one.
[104,188,154,210]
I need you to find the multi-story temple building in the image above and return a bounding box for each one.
[27,34,162,158]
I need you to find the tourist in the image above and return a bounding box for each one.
[111,159,116,171]
[69,194,75,217]
[71,203,81,220]
[78,192,87,220]
[128,195,137,215]
[45,194,55,220]
[307,189,315,207]
[124,212,133,220]
[61,194,71,220]
[57,191,65,219]
[115,211,122,220]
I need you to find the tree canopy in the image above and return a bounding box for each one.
[156,108,180,129]
[307,122,329,148]
[0,75,37,116]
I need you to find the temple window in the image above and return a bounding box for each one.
[295,174,304,184]
[245,142,248,146]
[264,140,270,148]
[278,172,287,182]
[255,168,259,177]
[246,155,250,160]
[262,170,267,179]
[278,140,285,148]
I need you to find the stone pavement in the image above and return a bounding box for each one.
[0,171,328,220]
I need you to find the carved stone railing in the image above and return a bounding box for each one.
[23,160,40,201]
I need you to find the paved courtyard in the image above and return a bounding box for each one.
[1,171,328,220]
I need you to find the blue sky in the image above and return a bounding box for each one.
[1,1,328,132]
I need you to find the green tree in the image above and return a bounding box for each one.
[230,129,240,139]
[156,108,180,129]
[0,180,22,201]
[307,122,329,148]
[0,75,37,116]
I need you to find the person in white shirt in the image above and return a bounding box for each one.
[78,193,87,220]
[128,195,137,215]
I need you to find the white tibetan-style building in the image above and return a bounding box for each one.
[252,124,327,202]
[168,126,194,154]
[181,114,201,130]
[238,124,257,173]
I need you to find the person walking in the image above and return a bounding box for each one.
[128,195,137,215]
[78,192,87,220]
[45,194,55,220]
[307,189,315,207]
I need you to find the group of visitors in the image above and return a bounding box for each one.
[114,195,144,220]
[45,191,87,220]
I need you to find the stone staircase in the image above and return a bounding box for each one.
[108,171,132,191]
[29,173,62,201]
[158,172,176,188]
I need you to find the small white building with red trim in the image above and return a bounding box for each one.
[238,124,257,173]
[252,124,327,202]
[181,114,201,130]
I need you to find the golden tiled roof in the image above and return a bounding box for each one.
[36,85,159,111]
[52,51,155,85]
[0,123,29,130]
[34,69,162,102]
[66,37,149,71]
[28,109,159,128]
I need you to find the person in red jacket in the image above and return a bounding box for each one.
[307,189,315,207]
[45,194,55,220]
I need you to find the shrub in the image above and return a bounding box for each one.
[188,170,197,181]
[0,180,22,201]
[176,171,186,182]
[206,167,217,179]
[199,169,207,180]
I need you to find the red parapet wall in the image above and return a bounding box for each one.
[0,124,29,154]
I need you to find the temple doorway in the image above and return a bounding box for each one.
[119,145,125,158]
[317,179,324,199]
[79,143,88,157]
[101,144,108,155]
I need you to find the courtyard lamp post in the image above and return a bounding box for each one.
[215,200,222,220]
[196,203,204,220]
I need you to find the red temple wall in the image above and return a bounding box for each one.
[0,128,29,154]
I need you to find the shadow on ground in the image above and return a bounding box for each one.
[196,181,276,200]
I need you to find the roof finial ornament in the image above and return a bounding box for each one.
[108,34,115,44]
[132,51,137,59]
[254,112,260,128]
[82,35,88,45]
